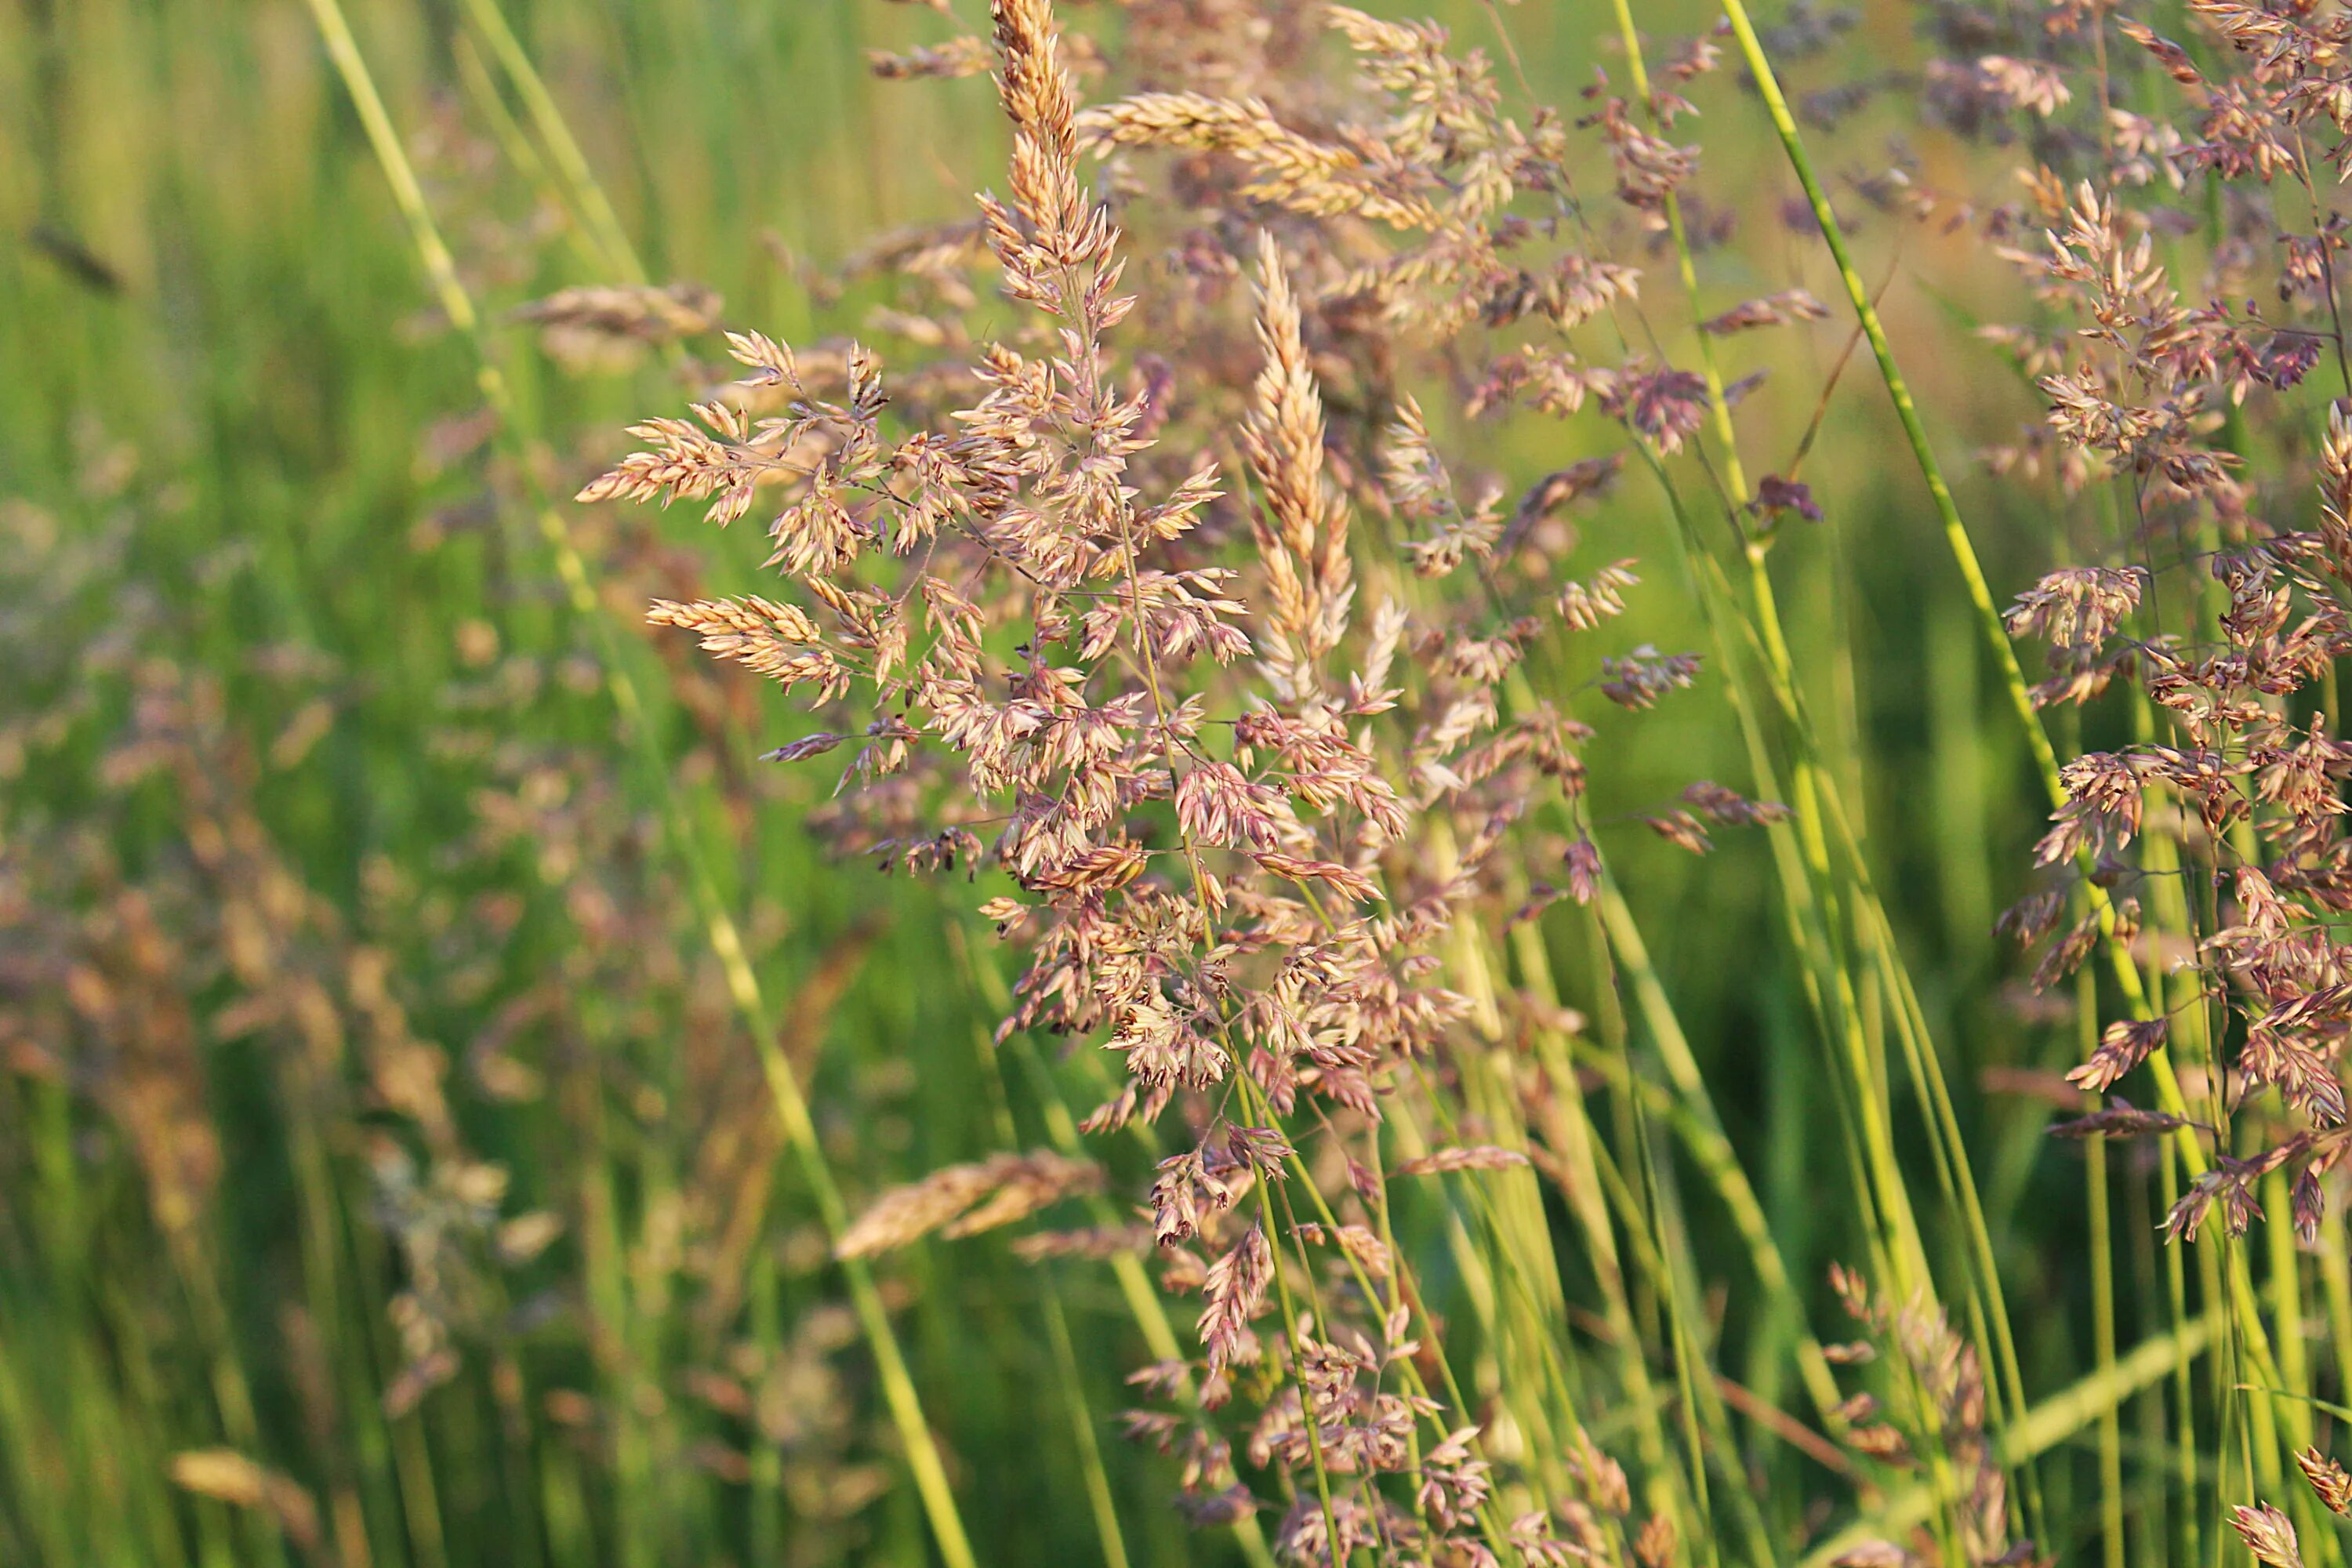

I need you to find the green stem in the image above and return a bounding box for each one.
[452,0,648,284]
[294,5,976,1563]
[2083,970,2125,1568]
[1801,1318,2219,1568]
[1715,0,2290,1446]
[965,938,1283,1568]
[959,963,1131,1568]
[1232,1072,1350,1566]
[1588,877,1844,1430]
[1038,1284,1131,1568]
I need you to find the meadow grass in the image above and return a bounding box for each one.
[5,0,2347,1565]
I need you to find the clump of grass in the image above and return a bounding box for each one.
[19,0,2352,1563]
[594,2,1732,1553]
[590,0,2060,1559]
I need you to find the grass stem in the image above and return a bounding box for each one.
[293,5,977,1562]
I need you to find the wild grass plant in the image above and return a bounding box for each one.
[8,0,2352,1564]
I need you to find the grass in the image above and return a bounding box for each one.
[5,0,2346,1564]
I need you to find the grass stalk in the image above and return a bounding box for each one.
[1234,1075,1349,1566]
[1585,878,1845,1428]
[293,5,977,1563]
[1621,445,1935,1294]
[451,0,648,285]
[1802,1317,2220,1568]
[1426,916,1696,1545]
[1036,1285,1131,1568]
[1711,2,2301,1508]
[1614,310,2042,1526]
[958,971,1131,1568]
[1625,1073,1780,1568]
[2082,969,2126,1568]
[956,931,1283,1568]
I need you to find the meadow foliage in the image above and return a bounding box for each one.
[11,0,2352,1563]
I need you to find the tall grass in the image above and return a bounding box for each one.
[5,0,2351,1566]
